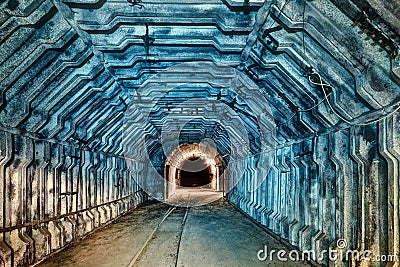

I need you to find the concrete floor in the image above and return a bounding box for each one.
[37,192,312,267]
[165,188,223,207]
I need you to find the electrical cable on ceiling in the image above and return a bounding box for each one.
[280,91,332,126]
[237,0,399,160]
[301,0,307,69]
[297,0,400,127]
[258,0,320,127]
[272,0,329,127]
[264,0,291,32]
[308,70,400,126]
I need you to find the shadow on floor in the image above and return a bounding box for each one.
[36,197,312,267]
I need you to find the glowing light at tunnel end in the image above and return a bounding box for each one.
[122,61,276,207]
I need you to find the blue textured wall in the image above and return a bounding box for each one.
[0,0,399,266]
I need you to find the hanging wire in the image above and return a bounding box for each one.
[230,0,400,163]
[238,0,400,164]
[279,91,333,126]
[274,0,330,127]
[256,0,332,127]
[308,71,400,126]
[298,0,400,126]
[301,0,307,69]
[264,0,291,31]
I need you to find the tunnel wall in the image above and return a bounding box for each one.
[228,116,400,265]
[0,0,399,266]
[0,129,147,267]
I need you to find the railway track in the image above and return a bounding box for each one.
[127,201,190,267]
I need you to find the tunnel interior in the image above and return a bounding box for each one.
[178,157,212,187]
[0,0,400,266]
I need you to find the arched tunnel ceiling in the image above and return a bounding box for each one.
[0,0,400,160]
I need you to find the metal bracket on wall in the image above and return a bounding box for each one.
[141,24,155,58]
[127,0,144,9]
[351,12,398,58]
[391,55,400,86]
[60,192,78,197]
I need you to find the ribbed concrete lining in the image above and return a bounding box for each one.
[228,115,400,265]
[0,129,148,266]
[0,0,399,266]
